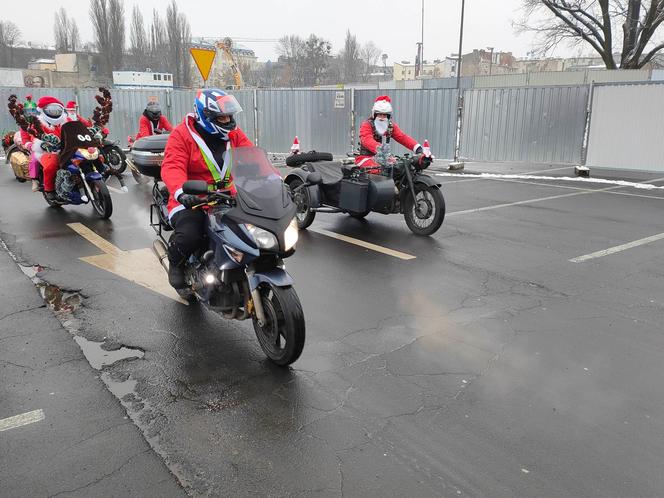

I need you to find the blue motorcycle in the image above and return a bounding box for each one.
[147,147,320,366]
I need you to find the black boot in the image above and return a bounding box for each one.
[45,191,57,202]
[168,263,186,289]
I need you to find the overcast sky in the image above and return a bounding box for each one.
[7,0,589,63]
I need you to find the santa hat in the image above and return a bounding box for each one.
[37,96,64,109]
[372,95,393,115]
[290,136,300,153]
[65,101,77,110]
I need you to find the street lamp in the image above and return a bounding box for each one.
[487,46,494,75]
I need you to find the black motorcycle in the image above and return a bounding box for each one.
[285,148,445,236]
[132,141,317,365]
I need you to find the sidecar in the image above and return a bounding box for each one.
[284,159,397,229]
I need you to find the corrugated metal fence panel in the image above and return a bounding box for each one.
[354,89,457,159]
[474,73,528,88]
[0,87,73,135]
[586,83,664,172]
[422,77,473,89]
[256,89,352,154]
[460,85,589,163]
[586,69,650,83]
[651,69,664,81]
[528,71,586,86]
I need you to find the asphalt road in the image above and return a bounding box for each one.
[1,160,663,497]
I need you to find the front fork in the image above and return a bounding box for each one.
[246,269,268,328]
[79,171,92,203]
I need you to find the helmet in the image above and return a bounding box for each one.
[145,101,162,121]
[37,96,66,126]
[372,95,393,118]
[194,88,243,139]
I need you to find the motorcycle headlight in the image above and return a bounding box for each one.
[245,224,278,251]
[284,218,299,251]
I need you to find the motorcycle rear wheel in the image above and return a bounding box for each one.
[104,145,127,175]
[90,179,113,219]
[252,284,305,366]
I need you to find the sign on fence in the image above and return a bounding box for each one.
[334,91,345,109]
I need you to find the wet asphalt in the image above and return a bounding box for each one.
[1,160,664,497]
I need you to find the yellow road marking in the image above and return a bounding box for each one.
[311,228,416,260]
[67,223,187,304]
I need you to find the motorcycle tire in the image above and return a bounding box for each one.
[15,177,27,183]
[403,185,445,236]
[252,284,305,366]
[285,151,333,167]
[90,179,113,219]
[288,178,316,229]
[103,145,127,175]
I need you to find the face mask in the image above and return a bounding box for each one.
[374,118,389,136]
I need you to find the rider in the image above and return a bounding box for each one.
[161,89,253,288]
[136,101,173,140]
[65,101,92,126]
[355,95,430,173]
[32,96,68,200]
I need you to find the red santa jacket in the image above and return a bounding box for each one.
[356,118,421,166]
[136,114,173,139]
[161,114,253,220]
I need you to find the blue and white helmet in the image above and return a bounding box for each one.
[194,88,243,139]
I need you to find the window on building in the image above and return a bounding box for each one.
[153,74,158,80]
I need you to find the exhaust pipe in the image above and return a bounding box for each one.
[152,239,169,272]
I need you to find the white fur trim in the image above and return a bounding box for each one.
[372,100,393,114]
[168,204,185,221]
[174,188,184,201]
[412,143,422,154]
[357,157,372,166]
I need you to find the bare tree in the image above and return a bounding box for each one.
[360,41,381,81]
[108,0,125,70]
[340,30,362,82]
[0,20,21,67]
[165,1,192,87]
[277,34,305,86]
[55,9,81,53]
[150,9,168,72]
[517,0,664,69]
[129,5,148,60]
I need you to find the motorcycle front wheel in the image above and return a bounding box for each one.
[90,179,113,219]
[288,178,316,229]
[403,185,445,236]
[252,284,305,366]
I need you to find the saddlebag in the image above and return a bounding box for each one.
[131,134,169,179]
[339,178,369,213]
[8,149,30,180]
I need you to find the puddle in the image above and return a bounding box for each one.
[101,372,138,399]
[75,336,144,370]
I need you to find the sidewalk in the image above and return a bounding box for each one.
[0,242,183,497]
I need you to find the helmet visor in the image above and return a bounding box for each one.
[44,104,64,119]
[213,94,243,117]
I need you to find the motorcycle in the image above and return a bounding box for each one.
[285,144,445,236]
[39,122,113,219]
[133,141,315,365]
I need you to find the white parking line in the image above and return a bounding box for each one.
[0,409,45,432]
[570,232,664,263]
[311,228,416,260]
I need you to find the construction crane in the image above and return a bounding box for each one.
[215,37,243,89]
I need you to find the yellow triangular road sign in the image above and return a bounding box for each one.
[189,47,217,82]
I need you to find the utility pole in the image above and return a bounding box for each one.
[487,46,494,75]
[451,0,466,170]
[421,0,425,76]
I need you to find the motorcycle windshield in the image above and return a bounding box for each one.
[228,147,293,220]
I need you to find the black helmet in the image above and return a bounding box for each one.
[145,102,161,121]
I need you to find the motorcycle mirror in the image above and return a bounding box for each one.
[306,171,322,185]
[183,180,209,195]
[202,250,214,263]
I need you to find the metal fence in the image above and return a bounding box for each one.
[255,89,352,154]
[585,82,664,172]
[355,89,458,159]
[460,85,590,164]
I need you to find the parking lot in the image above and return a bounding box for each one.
[2,160,664,497]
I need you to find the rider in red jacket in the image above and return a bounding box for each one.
[136,101,173,140]
[356,95,424,173]
[161,89,252,288]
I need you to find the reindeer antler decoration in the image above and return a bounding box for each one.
[91,87,113,127]
[8,94,44,139]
